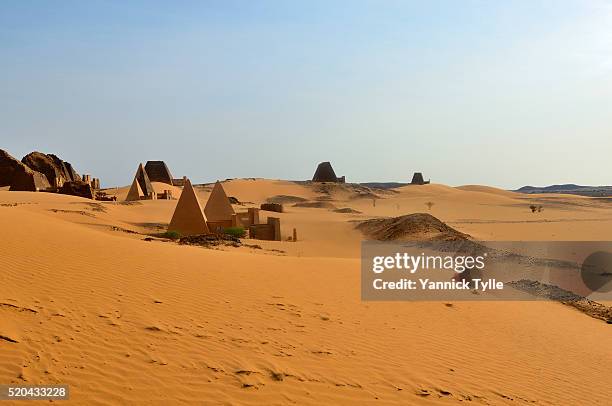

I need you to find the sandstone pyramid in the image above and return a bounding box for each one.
[135,163,154,197]
[168,178,209,236]
[204,181,235,222]
[125,177,144,201]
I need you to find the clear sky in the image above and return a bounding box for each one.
[1,0,611,189]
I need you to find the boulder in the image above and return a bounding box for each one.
[0,149,51,191]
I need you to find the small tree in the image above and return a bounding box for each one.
[425,201,434,211]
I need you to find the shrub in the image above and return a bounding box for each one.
[163,230,181,240]
[425,201,435,210]
[224,227,246,238]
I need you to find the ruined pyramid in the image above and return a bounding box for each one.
[135,163,154,197]
[312,161,344,183]
[125,177,144,201]
[168,178,209,236]
[145,161,173,185]
[204,181,235,222]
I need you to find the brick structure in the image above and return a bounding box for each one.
[249,217,281,241]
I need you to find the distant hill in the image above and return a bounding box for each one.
[515,184,612,197]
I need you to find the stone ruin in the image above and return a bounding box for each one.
[144,161,173,185]
[134,163,155,199]
[312,161,345,183]
[410,172,430,185]
[81,174,100,190]
[248,217,281,241]
[232,208,260,229]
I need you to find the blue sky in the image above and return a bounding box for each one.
[1,0,611,188]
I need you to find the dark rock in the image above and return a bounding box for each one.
[260,203,283,213]
[0,149,51,191]
[22,152,64,187]
[333,207,362,214]
[21,151,81,187]
[178,233,241,248]
[58,181,94,199]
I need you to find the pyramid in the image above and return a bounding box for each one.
[135,163,154,197]
[410,172,430,185]
[125,177,144,201]
[204,181,235,222]
[312,161,339,182]
[168,178,209,236]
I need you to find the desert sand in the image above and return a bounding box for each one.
[1,180,612,405]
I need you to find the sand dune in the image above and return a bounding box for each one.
[1,180,612,405]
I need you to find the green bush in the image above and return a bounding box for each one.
[163,230,181,240]
[224,227,246,238]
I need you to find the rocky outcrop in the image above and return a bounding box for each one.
[0,149,21,187]
[0,149,51,191]
[22,151,80,187]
